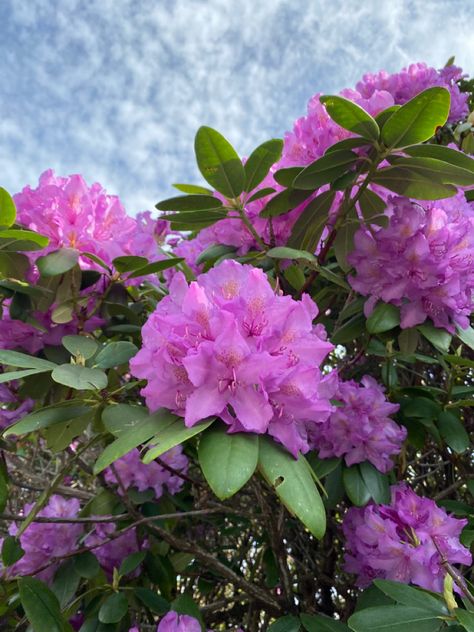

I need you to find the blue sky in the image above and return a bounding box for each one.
[1,0,473,214]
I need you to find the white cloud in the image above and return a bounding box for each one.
[1,0,473,214]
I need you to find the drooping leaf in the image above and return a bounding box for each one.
[0,367,53,385]
[36,248,79,276]
[418,324,451,353]
[134,587,169,614]
[358,188,387,222]
[0,228,49,249]
[2,535,24,566]
[273,167,304,187]
[258,437,326,539]
[320,95,380,141]
[196,244,236,265]
[73,552,101,579]
[333,221,358,272]
[119,551,147,577]
[194,126,245,199]
[52,561,81,608]
[244,139,283,192]
[198,425,259,499]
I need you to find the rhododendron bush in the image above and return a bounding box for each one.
[1,61,474,632]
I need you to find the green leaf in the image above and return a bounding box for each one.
[127,258,184,279]
[0,187,17,227]
[198,425,259,499]
[194,126,245,199]
[268,615,301,632]
[301,613,350,631]
[43,414,90,452]
[332,314,366,345]
[398,328,420,355]
[366,303,400,334]
[267,246,316,262]
[456,609,474,631]
[2,535,24,566]
[102,404,149,437]
[260,188,311,218]
[258,437,326,539]
[18,576,68,632]
[98,592,128,624]
[0,367,53,385]
[134,587,169,614]
[166,209,227,229]
[244,139,283,192]
[404,144,474,173]
[73,552,100,578]
[93,409,181,474]
[325,137,372,154]
[358,189,387,222]
[418,324,451,353]
[0,252,30,279]
[388,156,474,187]
[37,248,79,276]
[81,251,111,272]
[93,341,137,369]
[51,301,74,324]
[4,403,90,436]
[119,551,146,576]
[0,228,49,249]
[373,580,447,615]
[359,462,390,504]
[288,190,336,252]
[156,194,223,212]
[112,255,148,272]
[437,411,470,454]
[273,167,304,187]
[457,325,474,350]
[172,183,213,194]
[348,605,444,632]
[372,165,457,200]
[0,349,56,370]
[342,465,371,506]
[246,186,277,202]
[51,364,108,390]
[381,87,450,149]
[52,561,81,608]
[142,416,215,464]
[62,335,98,360]
[333,221,358,272]
[196,244,236,265]
[171,592,205,631]
[293,150,358,190]
[320,95,380,141]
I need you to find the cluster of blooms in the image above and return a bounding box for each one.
[0,383,33,430]
[342,484,472,592]
[103,446,188,497]
[130,259,337,457]
[348,193,474,331]
[310,376,405,472]
[129,611,244,632]
[14,170,168,275]
[356,62,468,123]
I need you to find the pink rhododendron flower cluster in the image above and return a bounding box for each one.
[0,383,34,430]
[348,193,474,331]
[356,62,468,122]
[104,446,188,497]
[342,484,472,592]
[310,376,405,472]
[130,259,337,456]
[2,495,83,583]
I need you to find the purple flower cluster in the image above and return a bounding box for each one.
[156,612,201,632]
[3,496,83,583]
[348,193,474,331]
[342,484,472,592]
[356,62,468,122]
[84,523,145,579]
[311,376,405,472]
[0,383,34,430]
[104,446,188,498]
[130,259,337,457]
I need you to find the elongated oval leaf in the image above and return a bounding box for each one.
[373,580,447,614]
[0,349,56,370]
[127,258,184,279]
[437,411,470,454]
[320,95,380,141]
[358,188,387,221]
[166,209,227,229]
[37,248,79,276]
[267,246,316,262]
[194,126,245,199]
[94,341,137,369]
[366,302,400,333]
[244,139,283,192]
[342,465,371,506]
[388,156,474,186]
[273,167,304,187]
[112,255,148,272]
[18,577,67,632]
[102,403,149,436]
[0,187,16,228]
[142,417,215,464]
[98,592,128,624]
[258,437,326,539]
[172,183,213,194]
[348,605,444,632]
[372,165,457,200]
[4,402,90,436]
[260,188,311,218]
[381,87,450,148]
[198,425,259,499]
[288,190,336,252]
[156,195,223,212]
[51,364,108,390]
[359,462,390,504]
[293,150,358,190]
[404,143,474,173]
[0,367,52,385]
[0,229,49,248]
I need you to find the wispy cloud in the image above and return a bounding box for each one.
[1,0,473,213]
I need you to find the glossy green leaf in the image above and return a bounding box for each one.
[52,561,81,608]
[332,314,366,345]
[51,364,108,390]
[142,417,215,464]
[293,150,358,190]
[342,465,371,506]
[0,228,49,248]
[267,246,316,262]
[437,411,470,454]
[246,186,277,203]
[456,609,474,631]
[156,194,223,212]
[273,167,304,187]
[320,95,380,141]
[0,349,56,370]
[301,613,350,631]
[288,190,336,252]
[372,165,457,200]
[18,577,68,632]
[388,156,474,186]
[2,535,24,566]
[98,592,128,624]
[366,302,400,334]
[404,143,474,173]
[358,188,387,222]
[94,341,137,369]
[172,183,213,194]
[73,552,101,579]
[373,580,447,614]
[196,244,236,265]
[127,258,184,279]
[37,248,79,276]
[457,325,474,351]
[325,137,372,154]
[198,425,259,499]
[333,221,358,272]
[4,402,90,436]
[134,587,169,614]
[418,324,451,353]
[62,335,98,359]
[260,188,311,217]
[258,437,326,539]
[102,404,149,437]
[0,367,53,385]
[0,187,16,227]
[194,126,245,199]
[119,551,146,576]
[112,255,148,272]
[381,87,450,148]
[348,605,444,631]
[244,139,283,192]
[359,462,390,504]
[166,209,227,229]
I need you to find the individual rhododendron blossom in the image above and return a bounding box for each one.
[104,446,188,497]
[2,496,83,583]
[156,611,202,632]
[14,170,167,276]
[342,484,472,592]
[348,193,474,331]
[131,259,337,456]
[0,383,34,430]
[310,376,405,472]
[356,62,468,122]
[84,523,145,578]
